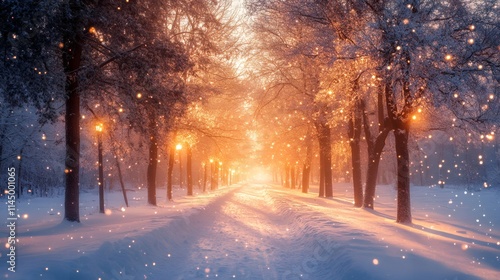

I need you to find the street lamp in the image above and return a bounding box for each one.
[96,123,105,214]
[176,143,183,189]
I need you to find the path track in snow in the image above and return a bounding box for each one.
[157,183,343,280]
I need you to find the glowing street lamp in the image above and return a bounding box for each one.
[96,123,105,213]
[95,123,103,133]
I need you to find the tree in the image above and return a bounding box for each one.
[363,0,499,222]
[1,0,90,221]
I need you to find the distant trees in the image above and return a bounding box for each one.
[0,103,64,197]
[162,0,245,199]
[250,0,339,197]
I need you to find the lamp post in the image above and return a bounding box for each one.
[176,143,183,189]
[96,123,105,214]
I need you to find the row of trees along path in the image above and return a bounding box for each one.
[1,0,498,224]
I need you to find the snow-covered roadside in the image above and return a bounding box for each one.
[270,184,500,279]
[2,183,499,279]
[1,185,239,279]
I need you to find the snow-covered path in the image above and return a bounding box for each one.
[6,182,500,279]
[158,183,340,280]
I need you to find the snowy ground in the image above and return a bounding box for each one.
[2,182,500,279]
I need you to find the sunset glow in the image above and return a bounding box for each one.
[1,0,498,279]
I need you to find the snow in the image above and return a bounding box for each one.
[2,183,500,279]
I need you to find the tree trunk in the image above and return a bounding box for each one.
[310,162,314,184]
[280,167,283,186]
[349,77,364,207]
[285,165,290,188]
[319,152,325,197]
[225,167,229,186]
[63,32,83,223]
[186,145,193,196]
[323,149,333,198]
[395,127,412,223]
[203,162,207,192]
[210,162,216,190]
[178,149,182,189]
[302,164,310,193]
[349,105,363,207]
[390,49,413,223]
[290,165,296,189]
[147,131,158,206]
[362,83,391,209]
[167,146,175,200]
[363,130,390,208]
[317,122,333,197]
[214,163,219,190]
[114,154,129,207]
[221,166,226,186]
[274,167,279,183]
[301,128,313,193]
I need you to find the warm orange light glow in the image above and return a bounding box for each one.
[251,167,271,182]
[96,123,103,132]
[137,93,142,99]
[176,143,182,150]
